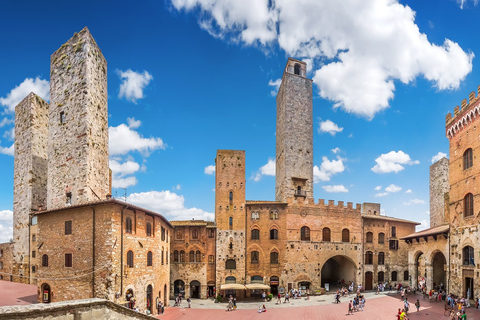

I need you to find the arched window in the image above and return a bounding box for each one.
[174,250,179,263]
[226,259,236,269]
[192,229,198,239]
[251,211,259,220]
[229,217,233,229]
[251,251,259,264]
[225,276,236,284]
[378,271,385,282]
[127,250,134,268]
[147,251,153,266]
[464,148,473,170]
[270,210,278,220]
[294,63,301,75]
[365,251,373,265]
[189,250,195,262]
[463,246,475,266]
[464,193,474,217]
[270,229,278,240]
[251,229,260,240]
[403,270,409,281]
[126,217,132,234]
[366,232,373,243]
[391,271,397,281]
[146,222,152,236]
[196,250,201,263]
[301,226,310,241]
[42,254,48,267]
[342,229,350,242]
[378,252,385,265]
[161,249,164,265]
[270,251,279,264]
[322,227,331,242]
[180,250,185,263]
[378,233,385,244]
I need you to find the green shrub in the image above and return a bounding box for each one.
[267,293,273,301]
[216,294,223,302]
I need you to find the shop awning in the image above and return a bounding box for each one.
[245,284,271,290]
[220,284,247,290]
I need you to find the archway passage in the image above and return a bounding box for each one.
[432,252,446,291]
[41,283,51,303]
[190,280,201,298]
[174,280,185,297]
[415,252,426,290]
[321,255,356,291]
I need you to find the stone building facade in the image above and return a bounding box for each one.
[430,157,449,228]
[169,220,216,299]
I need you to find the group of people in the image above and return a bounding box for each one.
[445,294,469,319]
[226,295,237,311]
[346,293,366,314]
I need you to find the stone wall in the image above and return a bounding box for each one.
[13,93,48,272]
[275,58,313,202]
[0,242,14,281]
[48,27,109,210]
[0,298,156,320]
[430,157,449,227]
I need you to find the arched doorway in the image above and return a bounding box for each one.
[321,255,357,291]
[174,280,185,297]
[432,252,446,290]
[207,281,215,298]
[415,252,426,290]
[190,280,201,298]
[146,285,153,314]
[365,272,373,290]
[270,276,279,295]
[41,283,51,303]
[164,284,167,305]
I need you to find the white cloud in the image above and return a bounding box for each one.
[268,78,282,96]
[0,210,13,243]
[254,158,276,181]
[374,185,382,191]
[0,77,49,113]
[371,150,419,174]
[127,190,214,221]
[174,184,181,190]
[318,120,343,136]
[457,0,478,9]
[385,184,402,193]
[109,123,165,156]
[0,144,14,156]
[3,127,14,140]
[405,189,412,194]
[117,69,153,103]
[403,199,426,205]
[110,159,141,188]
[0,118,13,128]
[313,156,345,183]
[204,165,216,175]
[331,147,340,154]
[171,0,473,118]
[322,185,348,193]
[416,219,429,232]
[113,176,138,189]
[431,152,447,164]
[127,117,142,129]
[375,192,388,197]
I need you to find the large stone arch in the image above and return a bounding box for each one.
[320,254,358,290]
[429,250,447,290]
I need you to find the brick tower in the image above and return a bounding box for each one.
[13,93,49,272]
[275,58,313,202]
[215,150,246,293]
[47,27,110,209]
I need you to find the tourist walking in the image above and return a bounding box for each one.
[415,299,420,314]
[347,300,354,315]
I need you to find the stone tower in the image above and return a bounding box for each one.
[13,93,49,266]
[275,58,313,202]
[429,157,449,227]
[215,150,246,290]
[47,27,110,209]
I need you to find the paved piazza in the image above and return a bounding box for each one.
[158,292,480,320]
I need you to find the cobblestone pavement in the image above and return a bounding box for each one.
[157,292,480,320]
[0,280,38,306]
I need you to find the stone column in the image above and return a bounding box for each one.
[426,264,433,291]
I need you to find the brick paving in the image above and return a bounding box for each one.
[157,293,480,320]
[0,280,37,306]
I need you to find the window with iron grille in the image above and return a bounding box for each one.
[65,253,72,267]
[65,221,72,235]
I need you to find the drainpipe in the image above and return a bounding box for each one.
[90,205,96,298]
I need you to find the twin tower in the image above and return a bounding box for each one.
[13,27,110,267]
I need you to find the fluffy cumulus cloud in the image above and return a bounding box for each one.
[117,69,153,103]
[109,123,165,156]
[417,219,429,231]
[322,185,348,193]
[0,77,49,113]
[431,152,447,164]
[313,156,345,183]
[110,159,141,188]
[404,198,426,205]
[0,144,14,156]
[0,210,13,243]
[268,78,282,96]
[374,185,382,191]
[254,158,276,181]
[318,120,343,136]
[375,184,402,197]
[371,150,419,174]
[171,0,473,118]
[385,184,402,193]
[127,190,214,221]
[204,165,215,175]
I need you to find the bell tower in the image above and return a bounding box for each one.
[275,58,313,202]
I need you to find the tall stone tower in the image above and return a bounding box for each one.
[215,150,246,291]
[48,27,110,209]
[13,93,49,267]
[275,58,313,202]
[429,157,449,227]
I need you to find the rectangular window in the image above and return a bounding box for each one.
[161,250,164,265]
[60,111,65,123]
[391,226,396,238]
[161,227,166,241]
[65,221,72,235]
[208,255,215,264]
[66,192,72,205]
[389,240,398,250]
[32,251,36,258]
[32,234,36,242]
[208,229,215,238]
[65,253,72,267]
[32,266,36,273]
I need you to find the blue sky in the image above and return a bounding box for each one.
[0,0,479,242]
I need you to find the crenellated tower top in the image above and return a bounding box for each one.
[446,85,480,139]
